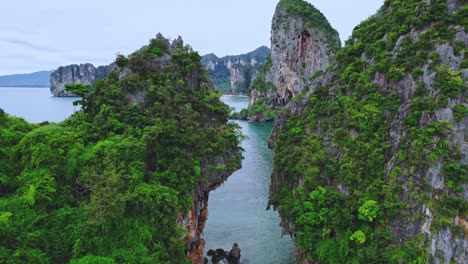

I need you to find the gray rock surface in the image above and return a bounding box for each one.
[50,63,96,97]
[248,2,340,110]
[50,63,114,97]
[201,46,270,94]
[267,1,467,263]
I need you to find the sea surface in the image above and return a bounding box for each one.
[0,89,295,263]
[0,87,77,123]
[203,96,295,263]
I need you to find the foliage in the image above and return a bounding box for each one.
[452,104,467,123]
[270,0,466,262]
[202,46,270,94]
[239,97,279,121]
[248,56,273,94]
[358,200,379,222]
[278,0,341,52]
[115,54,129,68]
[433,66,466,98]
[0,35,241,263]
[350,230,366,244]
[64,83,91,108]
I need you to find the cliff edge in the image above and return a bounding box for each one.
[269,0,467,263]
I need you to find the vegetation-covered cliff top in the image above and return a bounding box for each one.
[278,0,341,52]
[202,46,270,63]
[0,34,242,263]
[270,0,467,262]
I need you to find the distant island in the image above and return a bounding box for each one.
[0,70,53,87]
[0,47,270,96]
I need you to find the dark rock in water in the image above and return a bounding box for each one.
[212,248,227,263]
[207,243,241,263]
[203,256,209,264]
[227,243,241,264]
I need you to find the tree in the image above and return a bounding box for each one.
[64,84,91,110]
[358,200,379,222]
[115,53,129,68]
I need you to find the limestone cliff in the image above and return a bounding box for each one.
[51,47,268,97]
[50,63,114,96]
[269,0,467,263]
[104,34,242,264]
[201,46,270,94]
[246,0,340,120]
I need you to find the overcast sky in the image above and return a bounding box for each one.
[0,0,383,75]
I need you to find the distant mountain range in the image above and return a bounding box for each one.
[0,70,53,87]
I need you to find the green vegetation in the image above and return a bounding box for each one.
[452,104,467,122]
[202,46,270,94]
[237,97,280,121]
[246,0,342,120]
[278,0,341,52]
[64,84,91,108]
[0,36,241,263]
[270,0,467,263]
[248,56,273,94]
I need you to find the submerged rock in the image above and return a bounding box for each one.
[211,248,227,263]
[227,243,241,264]
[206,243,241,264]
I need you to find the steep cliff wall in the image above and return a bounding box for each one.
[245,0,340,121]
[201,46,270,94]
[50,63,96,97]
[50,63,114,96]
[104,34,242,263]
[52,47,268,97]
[269,0,467,263]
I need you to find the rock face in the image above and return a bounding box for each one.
[50,63,114,96]
[107,34,242,264]
[51,47,268,97]
[205,243,241,264]
[247,0,340,111]
[268,0,467,263]
[201,46,270,94]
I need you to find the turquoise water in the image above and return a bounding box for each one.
[203,96,294,263]
[0,89,295,263]
[0,87,77,123]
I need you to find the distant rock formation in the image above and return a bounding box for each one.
[51,46,269,97]
[201,46,270,94]
[50,63,114,97]
[248,0,340,109]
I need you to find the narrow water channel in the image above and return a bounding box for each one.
[203,96,294,264]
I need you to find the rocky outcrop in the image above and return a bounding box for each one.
[50,63,114,96]
[201,46,270,94]
[177,149,241,264]
[205,243,241,264]
[51,47,268,97]
[247,0,340,112]
[108,34,242,264]
[268,0,467,263]
[50,63,95,97]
